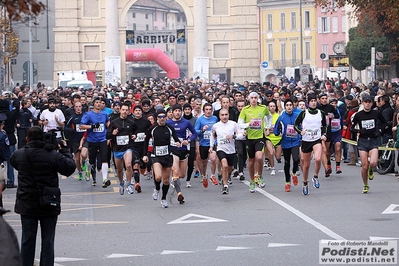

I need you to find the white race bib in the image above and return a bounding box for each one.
[75,123,86,133]
[249,118,262,129]
[135,132,145,142]
[116,135,129,146]
[155,145,169,156]
[93,124,104,132]
[286,124,298,138]
[203,131,211,139]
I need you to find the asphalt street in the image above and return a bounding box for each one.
[2,160,399,266]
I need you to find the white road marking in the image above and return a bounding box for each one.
[216,246,252,251]
[168,213,228,224]
[107,253,143,258]
[55,257,88,262]
[161,250,195,255]
[268,243,301,248]
[243,181,346,240]
[381,204,399,214]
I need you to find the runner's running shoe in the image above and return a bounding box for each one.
[302,183,309,195]
[325,167,332,178]
[211,175,218,185]
[239,172,245,181]
[312,176,320,189]
[85,169,90,182]
[119,181,125,195]
[362,184,369,194]
[270,169,276,175]
[336,166,342,174]
[127,184,134,195]
[285,183,291,192]
[249,180,256,193]
[152,189,159,200]
[257,176,266,188]
[102,179,111,188]
[135,182,142,193]
[161,199,169,208]
[81,161,87,171]
[228,177,232,185]
[194,171,200,178]
[186,181,191,188]
[368,166,374,180]
[78,172,83,181]
[218,174,222,185]
[292,172,298,186]
[202,175,209,188]
[222,185,229,195]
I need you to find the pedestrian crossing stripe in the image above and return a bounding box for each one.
[168,213,228,224]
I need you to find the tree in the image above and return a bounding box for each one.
[346,19,389,71]
[1,0,46,21]
[314,0,399,78]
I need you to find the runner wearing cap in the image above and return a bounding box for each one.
[350,93,388,194]
[142,110,181,208]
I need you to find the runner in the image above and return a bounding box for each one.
[131,105,152,193]
[294,94,327,195]
[210,109,240,194]
[166,104,197,203]
[142,110,181,208]
[194,103,219,187]
[238,91,272,193]
[265,100,282,175]
[350,94,388,193]
[274,99,301,192]
[107,102,138,195]
[79,97,111,187]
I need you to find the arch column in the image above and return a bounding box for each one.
[193,0,208,58]
[106,0,120,57]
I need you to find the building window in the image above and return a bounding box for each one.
[177,15,180,22]
[291,43,297,62]
[280,13,286,30]
[145,13,149,19]
[83,0,99,17]
[318,17,330,33]
[133,23,136,30]
[162,13,166,22]
[280,43,286,62]
[84,45,100,61]
[304,11,310,28]
[267,14,273,31]
[322,44,328,59]
[153,12,157,21]
[305,42,310,60]
[342,16,346,32]
[291,12,296,30]
[146,24,149,30]
[268,43,273,61]
[332,16,338,33]
[214,43,229,59]
[213,0,228,15]
[154,26,158,30]
[132,13,135,18]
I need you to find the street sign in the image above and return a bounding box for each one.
[261,61,268,68]
[376,52,384,61]
[300,74,309,83]
[299,64,310,75]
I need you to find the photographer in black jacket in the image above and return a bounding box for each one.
[10,126,76,266]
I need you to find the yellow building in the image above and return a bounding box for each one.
[258,0,317,84]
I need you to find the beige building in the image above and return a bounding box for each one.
[54,0,260,86]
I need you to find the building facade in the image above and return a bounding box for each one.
[52,0,260,87]
[259,0,317,84]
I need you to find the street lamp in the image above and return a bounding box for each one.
[299,0,303,65]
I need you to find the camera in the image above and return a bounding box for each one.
[43,127,65,150]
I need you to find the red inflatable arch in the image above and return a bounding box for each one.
[126,48,180,78]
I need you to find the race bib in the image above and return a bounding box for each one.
[116,135,129,146]
[249,118,262,129]
[305,129,319,139]
[331,119,341,131]
[135,132,145,142]
[93,123,104,132]
[75,123,86,133]
[286,124,298,138]
[155,145,169,156]
[361,119,375,130]
[203,131,211,139]
[219,137,230,145]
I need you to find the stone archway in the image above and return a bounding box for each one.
[118,0,194,80]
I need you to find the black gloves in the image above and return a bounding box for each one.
[91,123,100,129]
